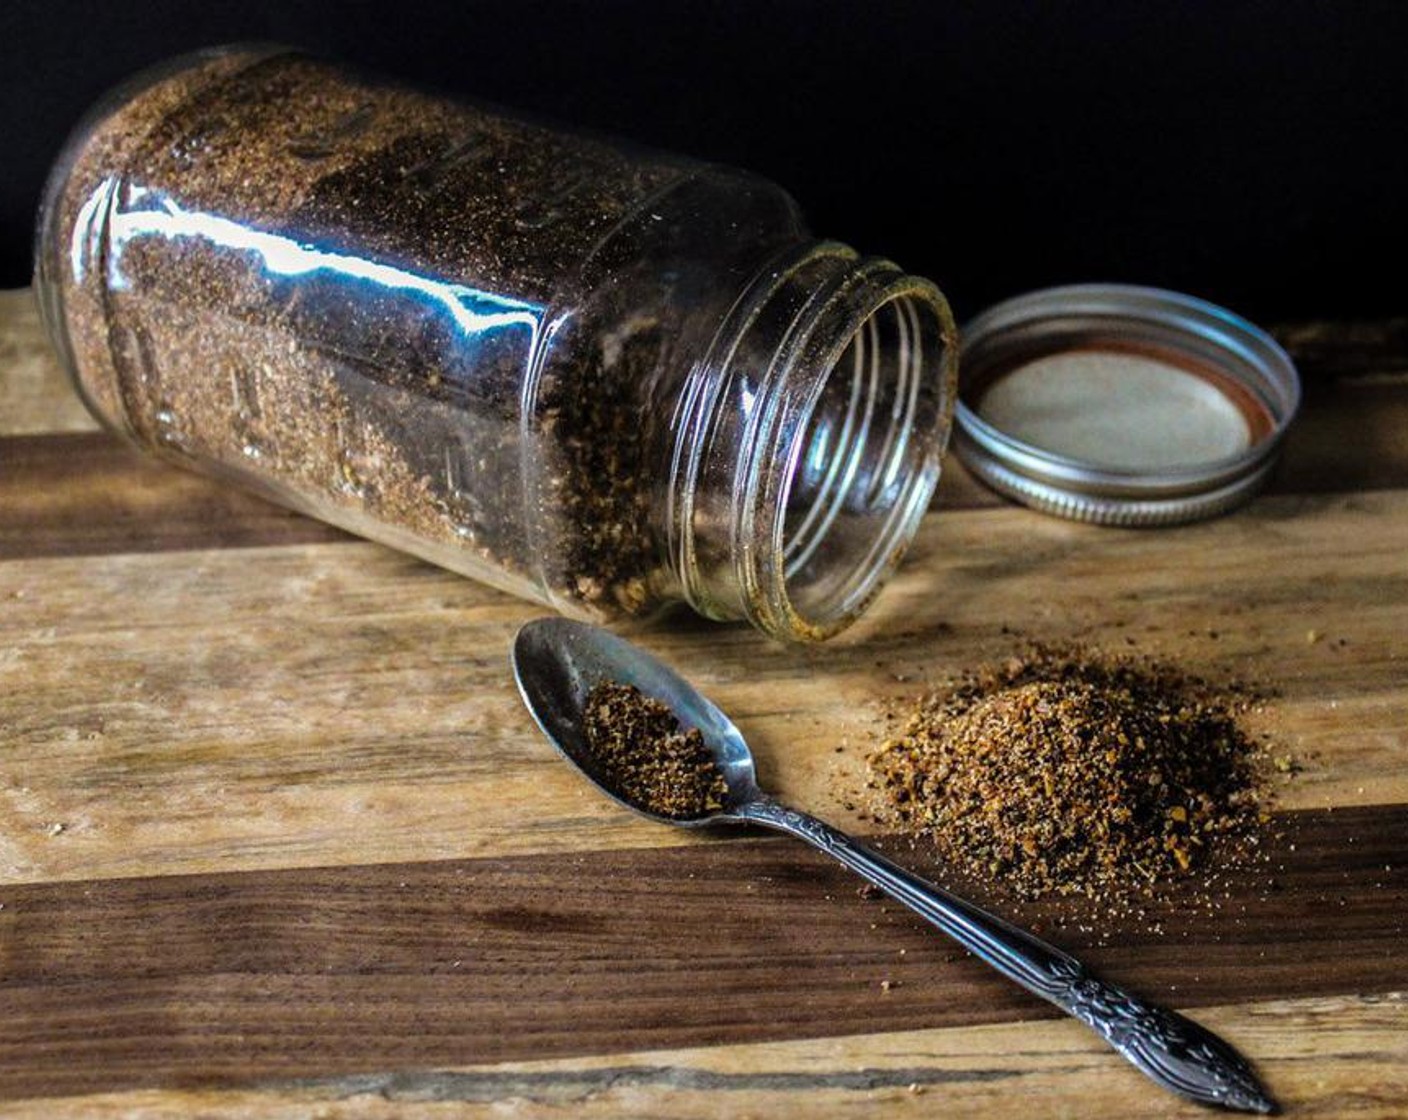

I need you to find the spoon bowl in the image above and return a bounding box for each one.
[510,617,1276,1115]
[513,617,762,823]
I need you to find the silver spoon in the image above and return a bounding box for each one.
[511,617,1276,1114]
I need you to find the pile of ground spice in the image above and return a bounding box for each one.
[582,682,728,820]
[867,644,1271,906]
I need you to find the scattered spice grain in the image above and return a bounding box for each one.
[582,682,728,820]
[867,643,1273,909]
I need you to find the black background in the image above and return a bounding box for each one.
[4,0,1407,322]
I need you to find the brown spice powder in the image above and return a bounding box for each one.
[583,682,728,820]
[48,49,685,617]
[867,644,1272,906]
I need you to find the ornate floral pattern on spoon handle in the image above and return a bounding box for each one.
[736,797,1275,1114]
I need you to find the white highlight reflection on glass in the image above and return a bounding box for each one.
[78,178,544,343]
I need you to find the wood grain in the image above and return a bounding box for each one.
[0,433,349,560]
[0,289,99,438]
[0,805,1402,1102]
[0,993,1400,1119]
[3,290,1407,1117]
[1273,317,1408,382]
[1,489,1405,884]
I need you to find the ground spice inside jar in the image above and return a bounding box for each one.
[867,644,1272,906]
[46,49,684,617]
[583,682,728,820]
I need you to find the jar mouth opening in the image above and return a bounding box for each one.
[774,284,955,637]
[668,245,957,643]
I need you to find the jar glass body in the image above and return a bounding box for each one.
[37,47,956,640]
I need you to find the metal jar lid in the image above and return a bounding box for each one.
[953,284,1301,526]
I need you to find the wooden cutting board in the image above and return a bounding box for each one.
[1,287,1405,1117]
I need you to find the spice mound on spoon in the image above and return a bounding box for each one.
[582,682,728,819]
[511,618,1276,1114]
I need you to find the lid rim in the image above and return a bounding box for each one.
[955,283,1300,526]
[955,424,1281,526]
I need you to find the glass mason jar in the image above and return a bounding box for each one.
[36,46,956,642]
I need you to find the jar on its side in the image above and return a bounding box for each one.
[36,47,957,641]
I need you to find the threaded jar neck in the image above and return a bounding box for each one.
[667,241,957,642]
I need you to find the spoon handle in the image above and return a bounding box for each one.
[735,797,1274,1114]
